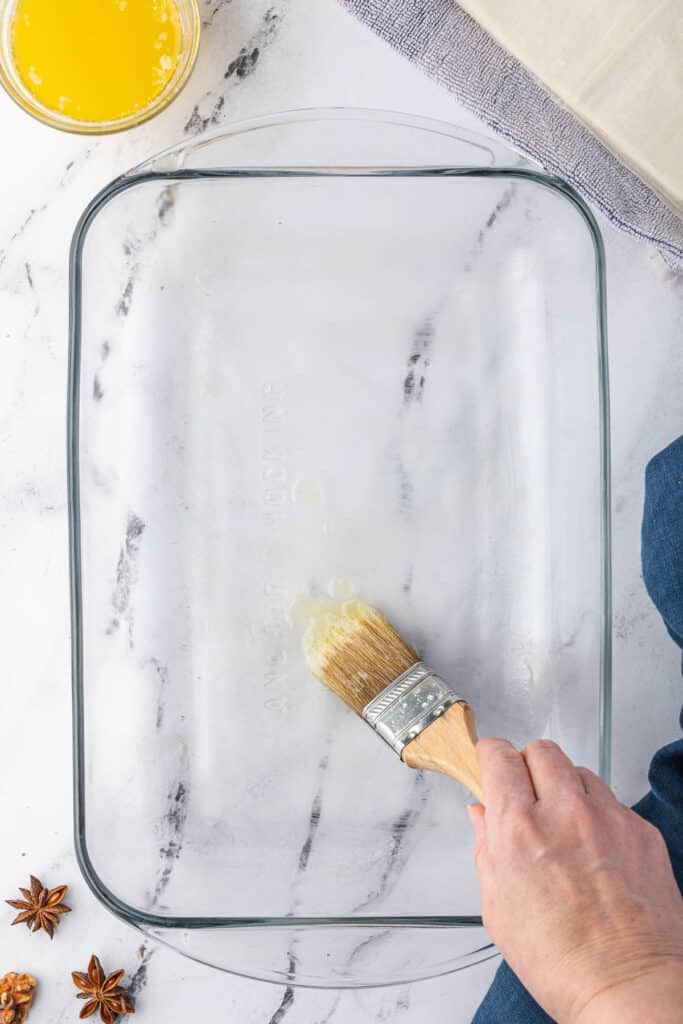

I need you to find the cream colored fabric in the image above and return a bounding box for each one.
[456,0,683,214]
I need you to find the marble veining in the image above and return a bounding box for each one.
[402,316,434,404]
[151,778,190,909]
[184,5,287,136]
[352,773,429,913]
[295,755,327,879]
[92,339,111,402]
[463,184,517,273]
[106,511,146,645]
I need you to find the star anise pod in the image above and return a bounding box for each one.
[72,956,134,1024]
[0,972,37,1024]
[5,876,71,939]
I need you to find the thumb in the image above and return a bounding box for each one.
[467,803,491,883]
[467,803,494,919]
[467,802,487,846]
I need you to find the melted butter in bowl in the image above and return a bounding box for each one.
[1,0,200,132]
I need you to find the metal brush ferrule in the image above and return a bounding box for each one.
[362,662,461,757]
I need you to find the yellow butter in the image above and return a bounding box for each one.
[11,0,183,123]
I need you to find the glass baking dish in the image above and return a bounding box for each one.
[68,109,610,988]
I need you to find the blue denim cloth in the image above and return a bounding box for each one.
[473,435,683,1024]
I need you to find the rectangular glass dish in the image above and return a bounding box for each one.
[69,110,610,987]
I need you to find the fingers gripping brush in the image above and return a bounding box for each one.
[304,601,483,801]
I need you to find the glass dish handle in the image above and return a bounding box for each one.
[129,108,522,175]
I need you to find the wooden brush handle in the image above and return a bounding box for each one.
[402,701,483,802]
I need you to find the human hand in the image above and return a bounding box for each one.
[468,738,683,1024]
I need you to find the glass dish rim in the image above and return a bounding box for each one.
[68,108,612,940]
[0,0,201,135]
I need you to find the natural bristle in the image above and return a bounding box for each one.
[303,600,418,715]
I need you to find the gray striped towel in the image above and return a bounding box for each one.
[340,0,683,269]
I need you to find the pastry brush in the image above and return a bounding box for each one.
[303,600,483,801]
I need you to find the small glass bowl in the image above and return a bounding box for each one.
[0,0,200,134]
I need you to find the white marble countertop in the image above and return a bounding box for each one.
[1,1,682,1021]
